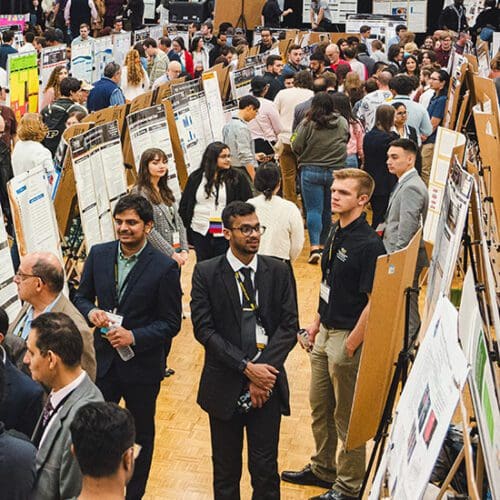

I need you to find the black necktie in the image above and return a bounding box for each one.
[239,267,257,360]
[33,396,54,447]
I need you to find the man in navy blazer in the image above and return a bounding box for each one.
[73,194,182,500]
[0,307,44,438]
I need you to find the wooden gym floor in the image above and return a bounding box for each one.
[145,243,337,500]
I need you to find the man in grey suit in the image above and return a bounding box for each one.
[383,138,429,337]
[5,252,96,381]
[24,312,103,500]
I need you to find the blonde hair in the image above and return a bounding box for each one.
[404,42,418,54]
[344,71,362,92]
[124,49,145,86]
[18,113,48,142]
[333,168,375,199]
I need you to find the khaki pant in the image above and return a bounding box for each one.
[420,143,435,187]
[279,143,298,205]
[309,325,365,497]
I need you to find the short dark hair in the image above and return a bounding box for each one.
[358,43,368,53]
[396,24,407,34]
[222,201,256,229]
[389,137,418,155]
[25,32,35,43]
[254,163,280,200]
[104,62,121,78]
[159,36,171,48]
[31,257,64,293]
[293,69,313,89]
[389,74,415,96]
[43,28,57,43]
[142,37,157,48]
[0,306,8,336]
[239,95,260,110]
[60,77,81,96]
[287,43,302,54]
[31,312,83,367]
[71,402,136,477]
[113,194,154,224]
[2,30,14,43]
[343,47,356,59]
[310,52,326,64]
[266,54,282,67]
[312,77,328,93]
[360,25,371,34]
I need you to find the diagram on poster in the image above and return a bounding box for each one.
[92,36,113,83]
[202,71,226,142]
[71,40,94,82]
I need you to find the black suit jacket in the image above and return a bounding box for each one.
[73,241,182,384]
[191,255,298,421]
[0,355,44,438]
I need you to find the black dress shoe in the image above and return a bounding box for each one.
[309,489,359,500]
[281,464,333,489]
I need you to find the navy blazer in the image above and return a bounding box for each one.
[191,255,298,421]
[0,355,44,438]
[73,241,182,384]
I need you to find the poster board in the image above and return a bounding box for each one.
[54,122,93,237]
[39,45,67,110]
[443,57,467,130]
[133,28,150,45]
[8,167,62,259]
[230,65,263,100]
[70,40,94,82]
[202,70,226,141]
[69,121,127,250]
[302,0,358,25]
[370,297,469,500]
[92,35,114,83]
[346,230,421,450]
[424,128,466,245]
[458,270,500,500]
[425,159,474,322]
[214,0,265,31]
[153,76,186,104]
[126,104,182,200]
[83,104,128,134]
[372,1,427,32]
[112,32,131,67]
[0,203,21,320]
[7,51,39,120]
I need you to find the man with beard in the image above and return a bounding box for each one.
[191,201,298,500]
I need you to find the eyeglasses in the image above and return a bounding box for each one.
[229,224,266,236]
[15,270,44,282]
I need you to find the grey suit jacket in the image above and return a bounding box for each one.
[4,295,97,381]
[32,374,103,500]
[383,169,429,268]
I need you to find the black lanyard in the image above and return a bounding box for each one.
[324,225,340,282]
[235,271,264,326]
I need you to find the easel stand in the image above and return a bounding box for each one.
[359,286,419,498]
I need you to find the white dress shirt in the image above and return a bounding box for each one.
[226,248,258,304]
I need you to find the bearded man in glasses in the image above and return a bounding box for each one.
[190,200,298,500]
[4,251,96,381]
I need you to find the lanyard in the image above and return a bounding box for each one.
[324,225,340,281]
[235,271,258,311]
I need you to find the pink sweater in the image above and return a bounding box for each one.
[347,121,364,159]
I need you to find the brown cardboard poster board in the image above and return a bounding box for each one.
[129,90,153,113]
[214,0,265,31]
[162,98,189,189]
[153,77,186,104]
[82,104,128,133]
[329,33,358,44]
[54,122,93,237]
[278,38,291,58]
[346,230,421,450]
[455,90,470,132]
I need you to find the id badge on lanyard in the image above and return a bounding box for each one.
[172,231,181,249]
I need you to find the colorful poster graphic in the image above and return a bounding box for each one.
[7,51,39,121]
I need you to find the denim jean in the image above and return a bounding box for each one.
[300,165,334,247]
[345,154,359,168]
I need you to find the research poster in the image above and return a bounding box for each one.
[302,0,358,24]
[230,66,263,100]
[7,51,39,120]
[92,35,114,83]
[170,91,204,177]
[0,204,21,320]
[202,70,226,141]
[134,28,150,45]
[370,297,469,500]
[425,159,473,316]
[40,45,67,109]
[373,0,427,32]
[8,167,61,258]
[126,105,182,200]
[71,40,94,82]
[112,32,131,67]
[70,121,127,250]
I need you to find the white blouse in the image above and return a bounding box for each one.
[191,175,227,236]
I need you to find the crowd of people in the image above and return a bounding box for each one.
[0,1,499,499]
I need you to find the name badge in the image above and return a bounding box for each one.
[375,222,386,237]
[256,323,268,350]
[320,281,330,304]
[172,231,180,249]
[100,312,124,336]
[208,217,224,237]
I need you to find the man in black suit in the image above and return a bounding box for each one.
[0,306,43,438]
[73,194,182,500]
[191,201,298,500]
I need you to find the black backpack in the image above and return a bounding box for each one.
[41,100,82,156]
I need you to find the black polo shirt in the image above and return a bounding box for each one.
[318,213,386,330]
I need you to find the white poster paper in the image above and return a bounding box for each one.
[112,32,132,67]
[202,70,226,142]
[92,36,114,83]
[70,40,94,82]
[302,0,358,24]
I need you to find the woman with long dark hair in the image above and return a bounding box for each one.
[132,147,189,267]
[421,69,450,185]
[362,104,398,229]
[179,141,253,261]
[391,102,422,174]
[190,36,209,76]
[292,92,349,263]
[171,36,194,77]
[330,93,364,168]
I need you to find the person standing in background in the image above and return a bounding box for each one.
[64,0,98,40]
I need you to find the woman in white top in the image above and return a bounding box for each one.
[121,48,150,101]
[11,113,54,183]
[248,163,304,263]
[190,36,209,77]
